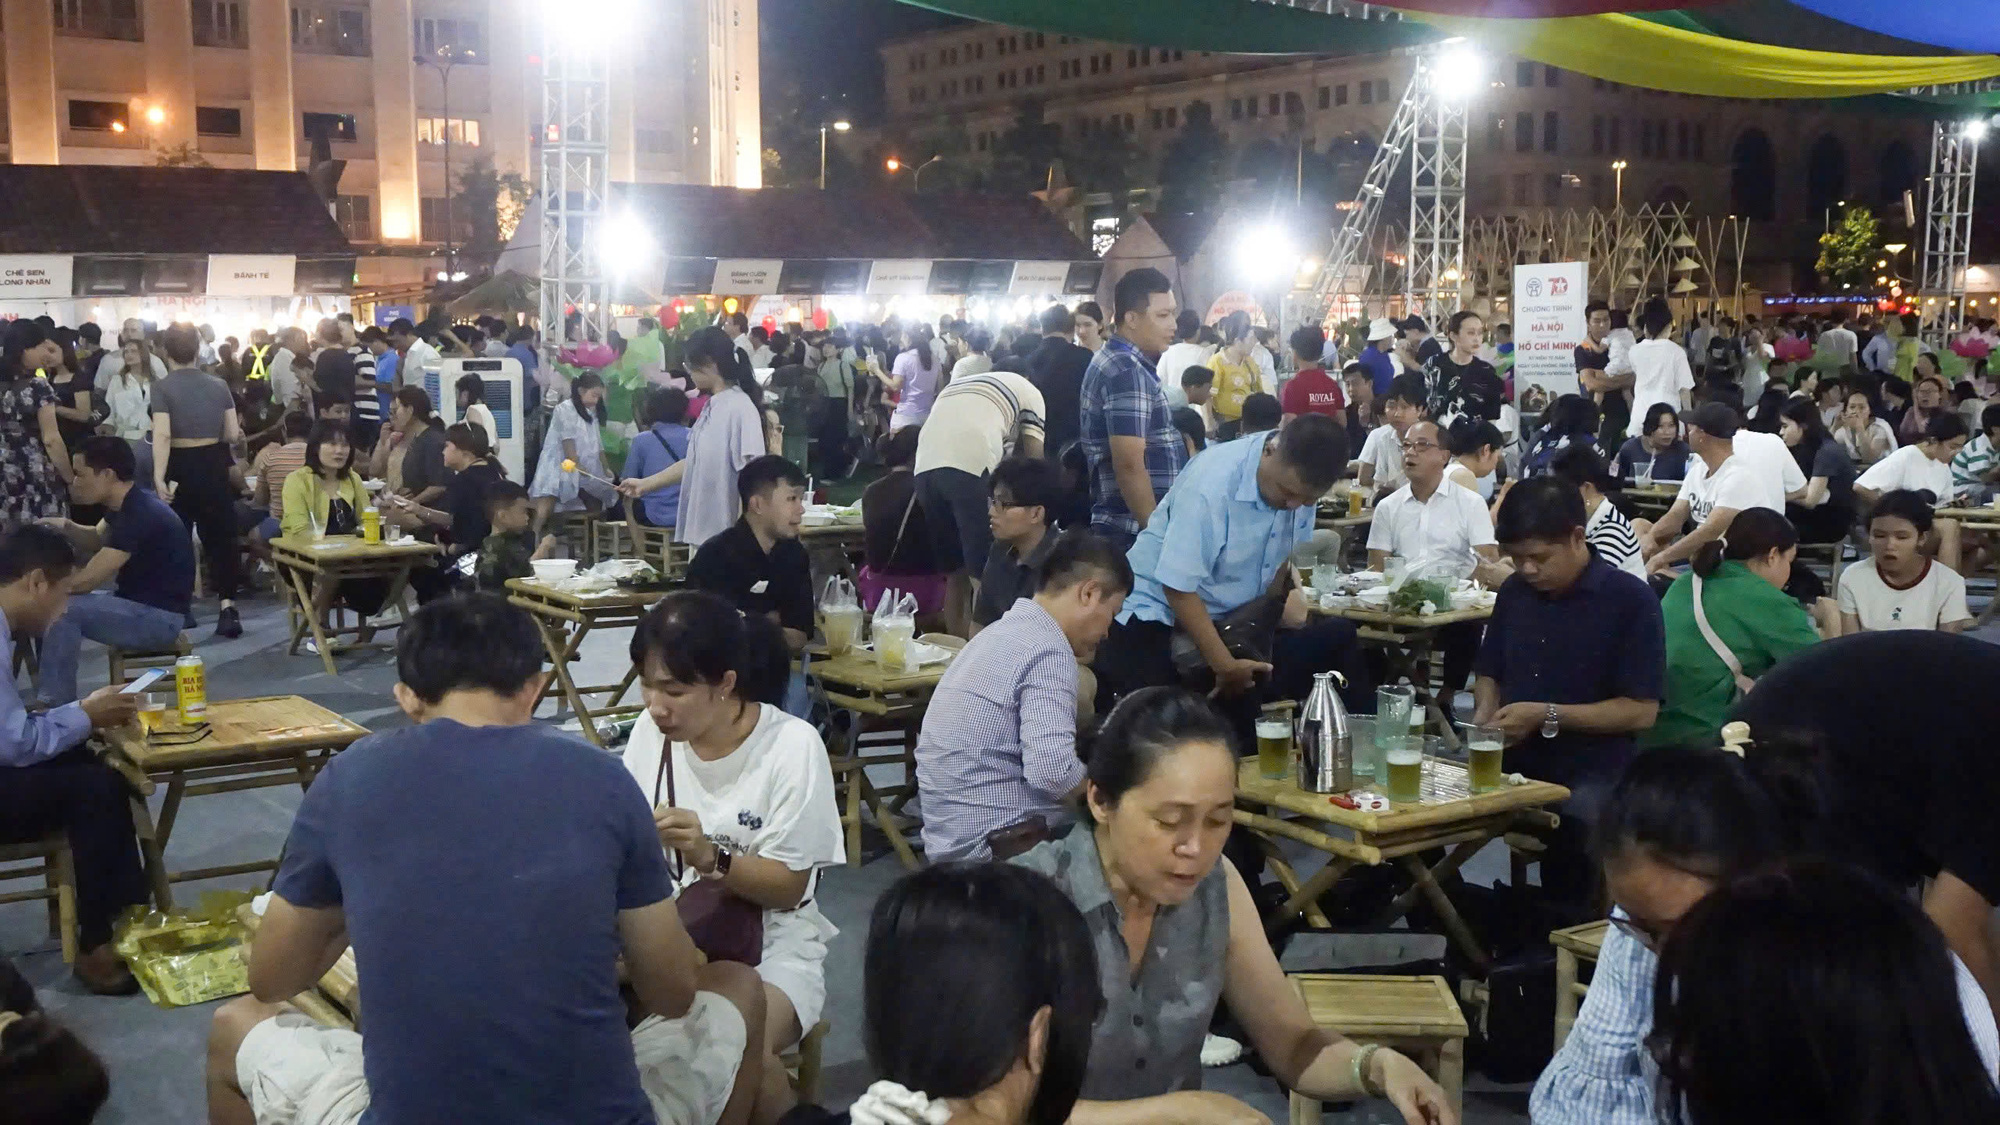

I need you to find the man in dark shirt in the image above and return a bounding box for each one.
[687,455,815,654]
[1024,302,1092,460]
[208,595,763,1125]
[1473,477,1664,911]
[311,318,357,415]
[974,456,1062,631]
[1733,631,2000,1011]
[39,436,196,706]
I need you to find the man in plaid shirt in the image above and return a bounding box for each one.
[1079,268,1187,550]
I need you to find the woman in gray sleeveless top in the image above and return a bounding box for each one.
[1014,687,1455,1125]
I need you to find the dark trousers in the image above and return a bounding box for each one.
[1436,621,1485,710]
[1507,740,1636,913]
[813,397,852,478]
[166,443,240,602]
[0,747,149,949]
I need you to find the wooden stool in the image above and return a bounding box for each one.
[588,517,631,566]
[781,1019,831,1102]
[1505,832,1545,888]
[1287,974,1467,1123]
[621,500,692,579]
[0,834,79,963]
[1550,919,1608,1050]
[106,633,192,686]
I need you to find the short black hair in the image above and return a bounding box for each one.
[1923,412,1969,445]
[161,323,201,365]
[358,326,388,345]
[78,322,102,344]
[1548,443,1616,492]
[1240,393,1282,433]
[1980,403,2000,436]
[1174,309,1201,341]
[73,434,135,481]
[1640,296,1674,338]
[443,421,490,460]
[989,456,1061,517]
[1288,325,1325,362]
[1494,476,1588,544]
[1039,302,1075,336]
[1276,412,1349,491]
[396,594,546,704]
[1871,489,1935,534]
[644,385,690,427]
[1686,402,1741,441]
[630,590,785,705]
[388,317,416,336]
[1180,365,1214,389]
[1382,372,1428,410]
[1038,528,1134,596]
[737,454,807,509]
[280,411,312,441]
[1086,687,1237,807]
[0,523,78,585]
[454,373,485,403]
[1585,299,1610,318]
[1171,407,1207,453]
[394,385,435,423]
[484,478,531,515]
[880,425,922,469]
[1111,267,1173,324]
[303,420,357,478]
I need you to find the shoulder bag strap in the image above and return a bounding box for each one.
[889,477,919,561]
[1690,571,1756,697]
[653,737,683,880]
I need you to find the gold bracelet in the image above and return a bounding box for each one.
[1351,1042,1385,1098]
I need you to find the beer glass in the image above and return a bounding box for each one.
[1467,723,1506,793]
[1383,736,1424,803]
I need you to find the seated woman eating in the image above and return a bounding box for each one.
[281,420,391,636]
[623,591,846,1124]
[1013,686,1455,1125]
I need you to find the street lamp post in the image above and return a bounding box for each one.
[1611,160,1627,211]
[818,120,851,190]
[415,45,474,279]
[912,154,944,192]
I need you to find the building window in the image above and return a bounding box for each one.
[195,105,242,136]
[1592,174,1609,207]
[291,3,370,56]
[1334,83,1348,106]
[1359,82,1373,106]
[1693,122,1705,161]
[1167,106,1178,127]
[419,198,470,243]
[1318,87,1330,110]
[1488,114,1505,153]
[1516,60,1534,88]
[1247,96,1258,118]
[417,117,481,146]
[1127,48,1138,67]
[1151,108,1162,129]
[1609,117,1622,155]
[1515,111,1533,153]
[302,111,358,142]
[67,99,130,131]
[1033,32,1044,47]
[1512,174,1530,206]
[1269,94,1282,115]
[1374,79,1388,102]
[1036,64,1045,82]
[415,16,482,59]
[1543,173,1562,205]
[1140,48,1151,65]
[1124,113,1134,131]
[1591,115,1603,154]
[1543,111,1558,153]
[52,0,140,41]
[335,194,373,241]
[192,0,246,47]
[1544,66,1560,87]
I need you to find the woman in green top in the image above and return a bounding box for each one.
[281,419,390,631]
[1648,509,1822,747]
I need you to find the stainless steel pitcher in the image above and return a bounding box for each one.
[1296,670,1352,794]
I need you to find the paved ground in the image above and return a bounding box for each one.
[3,591,1532,1124]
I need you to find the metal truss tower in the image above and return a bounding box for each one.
[1307,44,1471,325]
[537,21,613,367]
[1919,120,1980,340]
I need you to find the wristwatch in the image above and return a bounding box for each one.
[1541,703,1560,739]
[700,847,732,881]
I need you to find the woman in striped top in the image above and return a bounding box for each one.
[1549,444,1646,580]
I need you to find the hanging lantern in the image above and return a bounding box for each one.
[1672,256,1702,273]
[1672,277,1699,293]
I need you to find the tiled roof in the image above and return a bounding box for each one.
[0,167,351,256]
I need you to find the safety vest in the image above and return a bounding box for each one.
[245,344,273,380]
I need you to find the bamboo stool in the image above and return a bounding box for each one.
[781,1019,831,1102]
[0,835,79,963]
[1550,919,1608,1050]
[1287,973,1467,1124]
[107,633,192,686]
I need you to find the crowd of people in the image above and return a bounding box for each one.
[7,276,2000,1125]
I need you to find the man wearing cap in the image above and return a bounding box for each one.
[1639,402,1788,574]
[1358,318,1398,396]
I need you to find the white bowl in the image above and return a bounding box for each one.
[531,559,578,583]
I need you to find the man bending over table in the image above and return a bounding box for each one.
[207,594,771,1125]
[0,525,147,995]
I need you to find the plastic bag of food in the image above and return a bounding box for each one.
[113,889,258,1008]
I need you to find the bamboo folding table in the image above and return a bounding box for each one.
[505,578,668,748]
[271,535,439,677]
[1311,603,1493,747]
[805,645,953,871]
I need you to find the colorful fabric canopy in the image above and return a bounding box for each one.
[897,0,2000,101]
[1784,0,2000,56]
[1375,0,1695,14]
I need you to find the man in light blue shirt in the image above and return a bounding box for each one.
[0,524,150,994]
[1092,414,1370,731]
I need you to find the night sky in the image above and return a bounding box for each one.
[760,0,967,124]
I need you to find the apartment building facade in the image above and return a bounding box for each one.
[0,0,761,249]
[879,24,1930,250]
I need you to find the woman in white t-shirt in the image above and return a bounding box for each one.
[1837,490,1973,634]
[1627,298,1695,438]
[623,592,847,1086]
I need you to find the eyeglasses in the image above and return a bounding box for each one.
[988,497,1030,511]
[1403,440,1443,453]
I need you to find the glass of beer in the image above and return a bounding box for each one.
[1467,723,1506,793]
[138,691,172,735]
[1255,717,1293,781]
[1383,738,1425,803]
[1349,488,1364,518]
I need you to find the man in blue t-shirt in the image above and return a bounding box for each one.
[206,595,768,1125]
[39,435,195,706]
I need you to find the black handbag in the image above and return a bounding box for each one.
[1168,575,1293,683]
[654,745,764,966]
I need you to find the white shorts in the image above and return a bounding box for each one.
[758,906,834,1046]
[236,994,746,1125]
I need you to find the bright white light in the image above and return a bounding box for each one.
[1236,222,1300,286]
[598,210,658,278]
[1431,44,1485,102]
[448,271,470,282]
[543,0,634,56]
[1965,119,1991,141]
